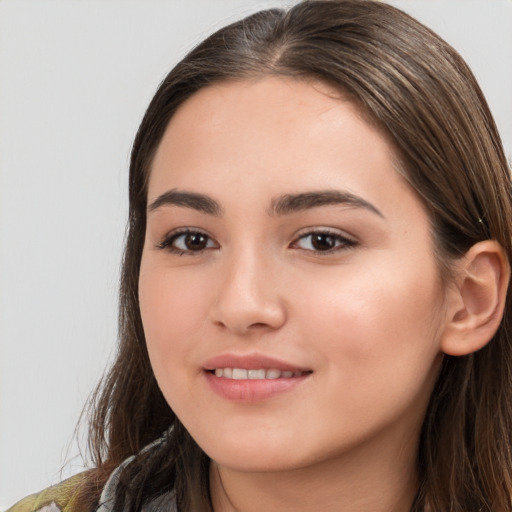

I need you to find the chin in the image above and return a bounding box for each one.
[199,436,306,473]
[211,454,301,473]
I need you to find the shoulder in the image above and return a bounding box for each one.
[7,434,177,512]
[6,473,90,512]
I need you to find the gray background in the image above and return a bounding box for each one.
[1,0,511,508]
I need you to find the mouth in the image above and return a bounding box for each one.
[210,368,310,380]
[203,354,312,401]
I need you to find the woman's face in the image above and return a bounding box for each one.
[139,77,448,473]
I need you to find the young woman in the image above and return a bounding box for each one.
[9,1,512,511]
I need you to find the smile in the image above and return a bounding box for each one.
[213,368,308,379]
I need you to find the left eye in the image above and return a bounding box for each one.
[293,231,355,252]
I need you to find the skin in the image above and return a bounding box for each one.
[139,77,453,511]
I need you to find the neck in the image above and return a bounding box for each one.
[209,430,420,512]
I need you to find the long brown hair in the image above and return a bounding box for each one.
[79,1,512,510]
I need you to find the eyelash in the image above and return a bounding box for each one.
[291,229,357,254]
[156,228,357,256]
[157,229,217,256]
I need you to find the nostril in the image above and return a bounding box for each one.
[248,322,269,329]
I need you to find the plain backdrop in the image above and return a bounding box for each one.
[1,0,511,508]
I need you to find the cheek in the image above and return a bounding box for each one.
[294,266,444,441]
[140,276,198,340]
[293,254,444,380]
[138,263,210,385]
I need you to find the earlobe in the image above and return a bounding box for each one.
[441,240,510,356]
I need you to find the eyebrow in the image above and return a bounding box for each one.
[148,189,222,215]
[147,188,383,218]
[269,190,384,217]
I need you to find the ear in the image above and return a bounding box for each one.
[441,240,510,356]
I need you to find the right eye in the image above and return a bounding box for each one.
[158,230,217,255]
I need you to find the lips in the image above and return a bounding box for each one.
[203,353,312,401]
[204,353,310,373]
[213,368,307,379]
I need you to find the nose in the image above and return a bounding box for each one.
[210,250,287,335]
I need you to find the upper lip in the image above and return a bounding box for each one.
[203,353,310,372]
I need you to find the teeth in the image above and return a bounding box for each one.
[266,369,281,379]
[248,369,266,379]
[232,368,248,380]
[213,368,306,380]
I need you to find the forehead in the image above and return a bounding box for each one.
[149,77,402,199]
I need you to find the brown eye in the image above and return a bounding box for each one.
[294,230,356,253]
[311,233,337,251]
[182,232,209,251]
[159,230,217,254]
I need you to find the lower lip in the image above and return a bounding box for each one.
[203,371,311,402]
